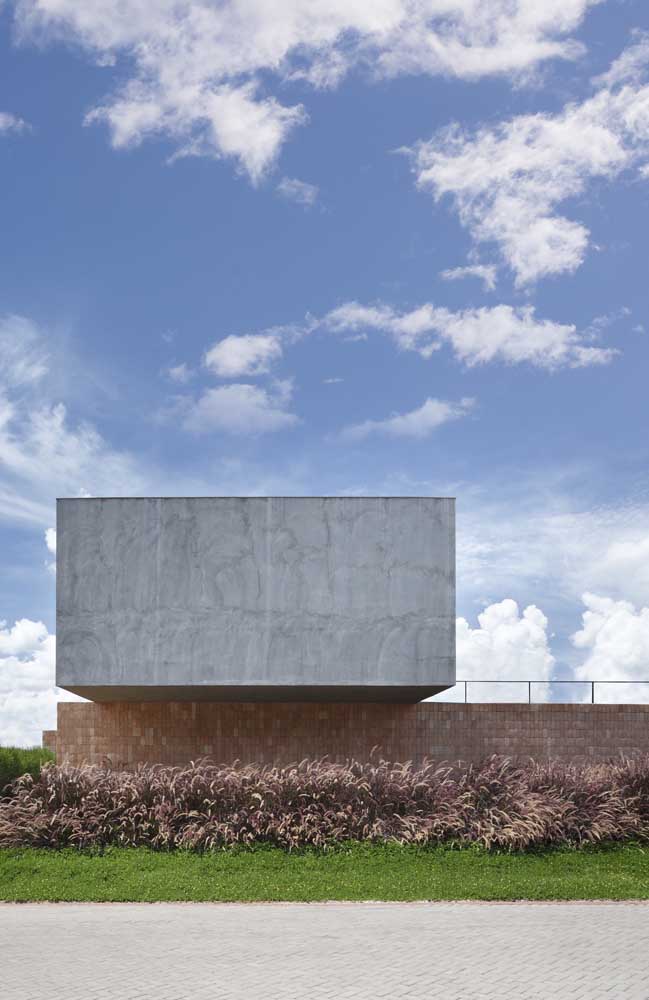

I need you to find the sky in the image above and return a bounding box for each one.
[2,0,649,745]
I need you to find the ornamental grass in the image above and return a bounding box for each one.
[2,754,649,852]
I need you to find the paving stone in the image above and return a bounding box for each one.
[2,902,649,1000]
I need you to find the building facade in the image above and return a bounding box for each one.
[46,495,649,766]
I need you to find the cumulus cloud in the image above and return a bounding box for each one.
[339,396,473,441]
[435,599,555,703]
[204,333,283,378]
[182,380,299,434]
[440,591,649,706]
[0,619,83,747]
[276,176,319,207]
[407,41,649,284]
[0,111,29,134]
[0,618,48,657]
[572,593,649,702]
[13,0,599,180]
[439,264,497,291]
[323,301,616,368]
[44,528,56,555]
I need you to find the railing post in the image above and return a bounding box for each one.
[528,681,531,704]
[592,681,595,704]
[464,680,467,704]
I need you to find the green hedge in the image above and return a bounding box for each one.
[0,747,55,794]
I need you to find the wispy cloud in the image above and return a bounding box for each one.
[339,396,474,442]
[592,29,649,88]
[0,316,146,527]
[0,111,30,135]
[276,177,319,207]
[439,264,497,291]
[164,362,194,384]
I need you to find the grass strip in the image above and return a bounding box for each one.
[1,843,649,902]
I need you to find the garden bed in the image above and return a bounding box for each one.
[2,755,649,852]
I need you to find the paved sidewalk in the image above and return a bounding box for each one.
[2,902,649,999]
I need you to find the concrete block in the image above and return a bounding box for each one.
[56,496,455,701]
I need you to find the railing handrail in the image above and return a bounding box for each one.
[449,679,649,705]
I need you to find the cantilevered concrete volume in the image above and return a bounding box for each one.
[55,496,456,703]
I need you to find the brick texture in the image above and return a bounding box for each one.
[48,701,649,767]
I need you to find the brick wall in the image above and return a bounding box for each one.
[47,701,649,767]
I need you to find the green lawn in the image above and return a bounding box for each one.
[1,843,648,902]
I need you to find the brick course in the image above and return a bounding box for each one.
[48,701,649,767]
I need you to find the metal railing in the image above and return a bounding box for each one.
[449,680,649,705]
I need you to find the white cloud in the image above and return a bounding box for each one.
[204,333,283,377]
[454,479,649,621]
[593,30,649,89]
[407,43,649,284]
[439,264,497,291]
[0,315,48,387]
[434,599,554,703]
[44,527,56,574]
[183,380,298,434]
[339,396,473,442]
[0,618,48,657]
[165,362,193,384]
[14,0,599,180]
[323,301,616,368]
[436,590,649,705]
[323,377,344,384]
[276,176,319,206]
[572,593,649,702]
[0,316,146,527]
[0,111,29,134]
[158,83,305,184]
[0,619,84,747]
[0,400,145,525]
[44,528,56,555]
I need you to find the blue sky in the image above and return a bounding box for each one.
[2,0,649,743]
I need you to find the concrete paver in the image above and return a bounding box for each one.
[2,902,649,999]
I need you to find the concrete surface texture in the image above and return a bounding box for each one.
[3,901,648,999]
[56,496,455,702]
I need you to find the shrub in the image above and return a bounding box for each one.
[0,747,55,794]
[1,754,649,852]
